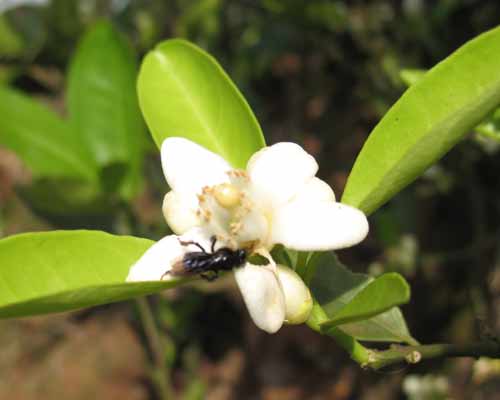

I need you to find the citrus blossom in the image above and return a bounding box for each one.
[127,138,368,333]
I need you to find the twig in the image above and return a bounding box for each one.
[362,339,500,370]
[121,202,175,398]
[136,297,175,400]
[309,302,500,370]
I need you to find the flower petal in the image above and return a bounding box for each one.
[233,207,269,245]
[233,263,285,333]
[247,142,318,208]
[162,191,200,234]
[178,226,215,252]
[270,201,369,251]
[126,235,184,282]
[161,137,230,195]
[126,227,213,282]
[276,265,313,324]
[291,177,335,203]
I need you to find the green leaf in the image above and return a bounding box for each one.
[342,26,500,215]
[320,273,410,329]
[67,21,146,198]
[475,108,500,142]
[401,68,500,147]
[0,15,24,58]
[0,231,181,318]
[19,178,115,217]
[137,39,265,168]
[399,68,426,87]
[176,0,221,42]
[307,252,417,344]
[0,86,97,181]
[0,66,17,84]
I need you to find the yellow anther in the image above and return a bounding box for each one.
[203,209,212,221]
[227,169,249,180]
[230,221,242,234]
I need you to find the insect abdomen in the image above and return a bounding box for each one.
[167,246,247,281]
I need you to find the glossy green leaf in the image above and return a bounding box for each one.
[0,86,96,181]
[320,273,410,329]
[68,21,146,198]
[401,68,500,147]
[307,252,417,344]
[342,26,500,214]
[0,231,181,318]
[137,39,265,168]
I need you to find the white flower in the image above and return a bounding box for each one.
[127,138,369,333]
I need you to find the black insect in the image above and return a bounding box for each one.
[163,236,247,281]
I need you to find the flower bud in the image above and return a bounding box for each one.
[276,265,313,324]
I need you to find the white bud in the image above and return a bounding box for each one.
[276,265,313,324]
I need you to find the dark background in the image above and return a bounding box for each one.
[1,1,500,399]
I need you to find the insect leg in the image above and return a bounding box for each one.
[210,236,217,253]
[178,239,207,253]
[160,270,171,280]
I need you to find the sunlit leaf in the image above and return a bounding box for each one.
[0,231,182,318]
[401,68,500,147]
[137,39,265,168]
[342,26,500,214]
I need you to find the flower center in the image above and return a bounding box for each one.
[213,183,242,209]
[196,170,268,249]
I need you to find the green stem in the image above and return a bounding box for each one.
[363,339,500,370]
[309,301,500,370]
[307,302,371,365]
[327,328,372,365]
[136,297,175,400]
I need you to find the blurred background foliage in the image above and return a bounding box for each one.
[1,0,500,399]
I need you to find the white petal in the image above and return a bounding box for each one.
[233,208,269,245]
[126,228,213,282]
[161,137,230,195]
[271,201,369,251]
[247,142,318,208]
[162,191,200,234]
[276,265,313,324]
[126,235,184,282]
[177,226,215,252]
[291,177,335,203]
[233,263,285,333]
